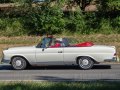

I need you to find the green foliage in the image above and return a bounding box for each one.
[84,12,100,34]
[23,4,65,35]
[100,0,120,11]
[0,18,26,36]
[65,11,86,34]
[0,0,120,36]
[106,0,120,10]
[10,0,24,3]
[99,18,113,34]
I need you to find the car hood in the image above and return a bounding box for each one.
[8,46,36,50]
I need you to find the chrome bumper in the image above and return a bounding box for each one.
[1,58,10,64]
[104,57,117,62]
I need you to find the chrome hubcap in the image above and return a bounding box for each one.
[15,60,22,66]
[82,59,89,65]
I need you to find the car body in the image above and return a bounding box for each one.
[1,37,117,70]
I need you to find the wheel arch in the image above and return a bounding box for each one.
[76,55,99,64]
[10,55,31,66]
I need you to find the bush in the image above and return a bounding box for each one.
[65,11,86,34]
[0,18,26,36]
[0,0,120,36]
[23,4,65,35]
[99,18,114,34]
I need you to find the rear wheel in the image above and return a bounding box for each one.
[11,57,27,70]
[78,57,94,70]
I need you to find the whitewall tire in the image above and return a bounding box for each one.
[78,57,94,70]
[11,57,27,70]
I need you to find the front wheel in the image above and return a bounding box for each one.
[78,57,94,70]
[11,57,27,70]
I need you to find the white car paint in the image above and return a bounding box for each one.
[36,48,64,65]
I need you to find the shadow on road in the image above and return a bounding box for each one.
[0,64,111,70]
[35,76,120,81]
[28,65,111,70]
[35,76,77,81]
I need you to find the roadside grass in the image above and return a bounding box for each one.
[0,81,120,90]
[0,34,120,57]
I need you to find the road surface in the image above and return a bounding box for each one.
[0,64,120,81]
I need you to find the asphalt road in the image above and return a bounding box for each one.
[0,64,120,81]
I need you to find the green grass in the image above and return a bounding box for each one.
[0,34,120,44]
[0,36,40,44]
[0,81,120,90]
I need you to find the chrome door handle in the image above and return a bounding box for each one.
[58,51,62,53]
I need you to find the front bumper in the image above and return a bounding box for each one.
[1,58,10,64]
[104,57,117,62]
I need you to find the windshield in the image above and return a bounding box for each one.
[37,37,55,48]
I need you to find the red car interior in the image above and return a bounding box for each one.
[73,42,94,47]
[50,42,94,48]
[50,43,61,48]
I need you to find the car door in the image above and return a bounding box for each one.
[35,47,64,65]
[63,47,81,65]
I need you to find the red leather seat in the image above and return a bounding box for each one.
[74,42,94,47]
[50,43,61,48]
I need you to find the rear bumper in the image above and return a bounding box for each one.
[104,57,117,62]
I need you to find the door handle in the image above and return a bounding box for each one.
[58,51,62,53]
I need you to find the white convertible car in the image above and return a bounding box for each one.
[1,36,117,70]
